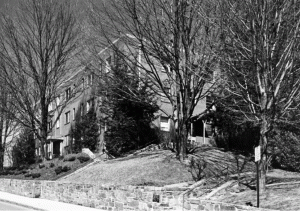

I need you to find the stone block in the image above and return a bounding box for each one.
[220,204,236,210]
[128,200,139,208]
[115,202,124,210]
[214,204,221,211]
[115,191,127,202]
[197,204,205,210]
[183,202,191,210]
[138,202,148,210]
[82,148,96,159]
[99,192,107,198]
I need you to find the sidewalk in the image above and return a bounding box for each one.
[0,191,103,211]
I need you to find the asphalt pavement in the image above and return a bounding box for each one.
[0,201,31,210]
[0,191,103,211]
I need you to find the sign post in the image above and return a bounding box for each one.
[255,146,261,208]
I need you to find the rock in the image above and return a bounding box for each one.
[82,148,96,159]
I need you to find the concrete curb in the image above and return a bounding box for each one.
[0,198,45,211]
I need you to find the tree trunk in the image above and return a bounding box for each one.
[0,119,4,170]
[0,141,3,171]
[259,119,268,193]
[40,104,49,160]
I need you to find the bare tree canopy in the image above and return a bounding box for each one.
[219,0,300,191]
[0,0,82,159]
[89,0,219,159]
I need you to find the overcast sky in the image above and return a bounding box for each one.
[0,0,17,11]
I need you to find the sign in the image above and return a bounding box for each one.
[255,146,261,162]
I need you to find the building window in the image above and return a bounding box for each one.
[48,102,53,111]
[56,96,60,106]
[73,108,75,121]
[206,95,213,109]
[65,111,70,124]
[66,135,69,146]
[160,116,169,132]
[160,116,169,123]
[87,101,90,112]
[88,74,93,86]
[66,87,71,100]
[105,56,111,73]
[82,78,85,89]
[81,103,84,116]
[56,118,60,128]
[48,121,52,131]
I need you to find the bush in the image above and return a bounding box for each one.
[21,170,28,174]
[54,166,63,175]
[31,173,41,178]
[14,171,22,175]
[49,163,55,168]
[70,110,99,153]
[12,128,36,167]
[270,131,300,172]
[4,166,17,171]
[7,170,14,175]
[24,173,32,177]
[63,154,76,162]
[189,157,207,182]
[76,153,90,163]
[62,165,71,172]
[36,158,43,163]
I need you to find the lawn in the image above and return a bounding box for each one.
[0,153,92,180]
[59,149,194,186]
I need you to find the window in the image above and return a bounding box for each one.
[160,116,169,132]
[65,111,70,124]
[105,56,111,73]
[82,78,85,89]
[66,135,69,146]
[81,103,84,116]
[87,101,90,112]
[160,116,169,123]
[48,102,53,111]
[56,96,60,106]
[206,96,213,108]
[72,108,75,121]
[162,79,170,93]
[88,74,93,86]
[56,118,60,128]
[48,121,52,131]
[66,87,71,100]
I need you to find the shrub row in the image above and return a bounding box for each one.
[76,153,90,163]
[24,172,41,178]
[62,153,90,163]
[54,165,71,175]
[63,154,76,162]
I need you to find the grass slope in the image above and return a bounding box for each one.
[59,150,193,186]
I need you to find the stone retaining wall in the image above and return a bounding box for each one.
[0,179,276,211]
[0,179,41,198]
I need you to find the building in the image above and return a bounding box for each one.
[35,67,101,158]
[35,36,213,157]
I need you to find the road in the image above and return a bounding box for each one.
[0,201,30,210]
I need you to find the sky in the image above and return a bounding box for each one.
[0,0,17,11]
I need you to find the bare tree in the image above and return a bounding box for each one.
[0,69,18,170]
[88,0,219,160]
[219,0,300,191]
[0,0,82,159]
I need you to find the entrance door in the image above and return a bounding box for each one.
[53,141,60,156]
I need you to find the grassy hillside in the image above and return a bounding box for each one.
[59,150,193,186]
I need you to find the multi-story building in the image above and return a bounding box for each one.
[35,36,212,157]
[35,67,101,158]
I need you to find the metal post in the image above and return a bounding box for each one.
[256,161,259,208]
